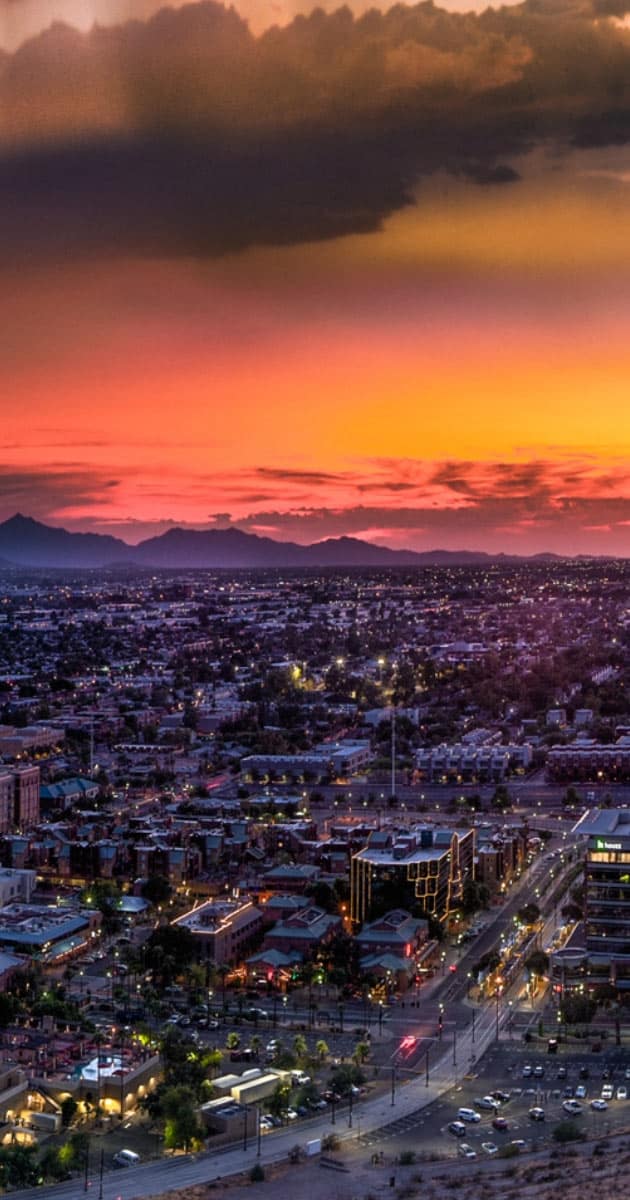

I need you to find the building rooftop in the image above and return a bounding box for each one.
[573,808,630,838]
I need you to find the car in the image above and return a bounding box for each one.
[575,1084,587,1099]
[458,1144,476,1159]
[625,1066,630,1080]
[490,1090,511,1103]
[562,1100,582,1115]
[113,1150,140,1168]
[528,1107,545,1121]
[286,1108,298,1121]
[259,1116,274,1131]
[511,1140,527,1152]
[557,1066,567,1079]
[245,1007,268,1021]
[481,1142,498,1156]
[291,1071,311,1086]
[475,1096,499,1111]
[616,1085,627,1100]
[492,1116,509,1132]
[307,1098,327,1111]
[601,1084,614,1101]
[266,1040,278,1054]
[591,1099,608,1111]
[563,1086,574,1098]
[522,1064,533,1077]
[579,1066,590,1080]
[457,1108,481,1123]
[602,1068,611,1081]
[448,1121,467,1137]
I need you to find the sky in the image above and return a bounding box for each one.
[2,0,630,554]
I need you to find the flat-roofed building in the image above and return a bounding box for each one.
[350,826,475,926]
[172,897,263,965]
[572,808,630,993]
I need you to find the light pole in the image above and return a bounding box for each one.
[508,1000,513,1040]
[471,1006,476,1044]
[441,951,446,977]
[495,989,501,1041]
[438,1003,444,1041]
[391,1065,396,1106]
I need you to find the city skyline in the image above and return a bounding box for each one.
[2,0,630,553]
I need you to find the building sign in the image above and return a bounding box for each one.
[595,839,623,851]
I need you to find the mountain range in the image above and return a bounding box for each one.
[0,514,570,570]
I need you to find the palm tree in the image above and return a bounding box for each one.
[249,1034,262,1058]
[316,1038,329,1063]
[293,1033,308,1062]
[353,1040,370,1065]
[226,1031,240,1050]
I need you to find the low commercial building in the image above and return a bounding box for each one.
[172,898,263,964]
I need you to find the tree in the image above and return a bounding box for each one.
[293,1034,308,1061]
[517,903,540,926]
[267,1080,291,1119]
[353,1040,370,1065]
[141,875,173,906]
[561,993,596,1025]
[226,1031,240,1050]
[525,950,549,978]
[162,1085,204,1152]
[462,878,490,915]
[315,1039,329,1062]
[60,1096,78,1127]
[328,1063,364,1096]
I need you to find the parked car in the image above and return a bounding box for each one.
[528,1107,545,1121]
[591,1099,608,1111]
[474,1096,499,1111]
[481,1142,498,1156]
[616,1085,627,1100]
[448,1121,466,1137]
[601,1084,614,1101]
[492,1116,509,1132]
[457,1108,481,1123]
[562,1100,582,1115]
[458,1144,476,1159]
[575,1085,587,1099]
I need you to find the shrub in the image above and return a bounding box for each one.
[249,1162,265,1182]
[399,1150,416,1165]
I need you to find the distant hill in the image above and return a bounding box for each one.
[0,513,588,570]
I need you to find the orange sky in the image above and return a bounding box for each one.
[2,4,630,553]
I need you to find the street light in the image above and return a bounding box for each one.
[438,1003,444,1041]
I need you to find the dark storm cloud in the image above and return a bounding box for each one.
[3,0,630,260]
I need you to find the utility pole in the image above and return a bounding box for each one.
[391,708,396,801]
[391,1065,396,1106]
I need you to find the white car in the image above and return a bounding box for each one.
[601,1084,614,1101]
[616,1085,627,1100]
[475,1096,499,1111]
[562,1100,582,1115]
[482,1142,498,1156]
[291,1071,311,1086]
[458,1143,476,1159]
[457,1107,481,1123]
[528,1107,545,1121]
[591,1099,608,1112]
[522,1065,533,1077]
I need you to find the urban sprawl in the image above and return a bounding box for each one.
[0,562,627,1193]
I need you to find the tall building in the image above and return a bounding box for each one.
[0,767,40,833]
[573,808,630,992]
[350,825,475,927]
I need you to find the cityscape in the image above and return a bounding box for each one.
[0,560,621,1197]
[3,0,630,1195]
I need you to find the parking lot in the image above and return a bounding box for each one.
[355,1037,630,1160]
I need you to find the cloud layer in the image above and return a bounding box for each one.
[4,0,630,261]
